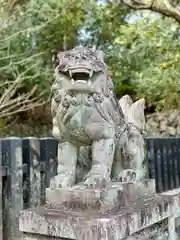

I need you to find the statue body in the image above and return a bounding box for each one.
[50,46,146,188]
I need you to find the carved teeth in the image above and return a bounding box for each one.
[69,70,72,78]
[71,79,75,84]
[88,80,91,86]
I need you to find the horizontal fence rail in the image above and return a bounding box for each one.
[0,136,180,240]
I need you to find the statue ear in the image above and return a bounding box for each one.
[128,98,145,129]
[96,50,104,62]
[52,52,65,67]
[119,95,133,117]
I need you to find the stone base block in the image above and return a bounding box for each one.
[46,179,155,211]
[19,192,179,240]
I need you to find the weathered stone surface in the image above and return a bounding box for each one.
[46,180,156,211]
[160,120,168,132]
[167,126,176,136]
[177,119,180,135]
[19,192,179,240]
[146,109,180,136]
[23,234,65,240]
[167,110,179,126]
[23,137,41,207]
[126,219,169,240]
[146,118,159,129]
[2,137,23,240]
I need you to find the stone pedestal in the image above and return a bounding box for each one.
[19,180,179,240]
[45,179,155,212]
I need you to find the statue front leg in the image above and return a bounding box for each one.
[84,139,115,187]
[50,142,77,188]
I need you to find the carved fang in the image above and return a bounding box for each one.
[89,70,93,78]
[88,80,91,86]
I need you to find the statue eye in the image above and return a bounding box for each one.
[58,62,66,69]
[53,93,60,103]
[54,95,61,103]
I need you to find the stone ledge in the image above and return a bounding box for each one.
[23,234,65,240]
[45,179,156,211]
[19,193,179,240]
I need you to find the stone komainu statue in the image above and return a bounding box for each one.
[50,46,146,188]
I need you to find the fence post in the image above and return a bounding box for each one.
[168,215,176,240]
[2,137,23,240]
[0,140,2,240]
[146,138,156,181]
[23,137,41,208]
[173,138,180,188]
[154,138,163,193]
[160,139,169,192]
[40,137,58,205]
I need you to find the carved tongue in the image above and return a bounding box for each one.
[76,80,87,84]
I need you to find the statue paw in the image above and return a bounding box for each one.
[118,169,137,182]
[84,174,110,188]
[50,174,75,188]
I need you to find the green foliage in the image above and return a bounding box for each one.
[81,2,135,98]
[112,16,180,110]
[83,6,180,110]
[82,2,130,46]
[0,0,94,98]
[0,0,180,118]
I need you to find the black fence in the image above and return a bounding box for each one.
[147,137,180,193]
[0,137,180,239]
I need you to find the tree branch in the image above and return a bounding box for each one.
[0,92,50,119]
[0,100,49,119]
[122,0,180,23]
[0,67,49,118]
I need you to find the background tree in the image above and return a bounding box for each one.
[0,0,179,136]
[121,0,180,23]
[81,2,180,110]
[0,0,94,119]
[113,16,180,111]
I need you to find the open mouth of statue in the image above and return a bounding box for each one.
[66,68,95,94]
[68,68,92,85]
